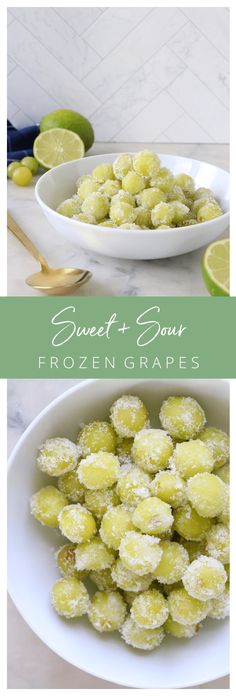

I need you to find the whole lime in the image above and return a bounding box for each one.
[40,109,94,151]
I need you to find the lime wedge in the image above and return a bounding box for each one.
[33,128,85,169]
[202,239,229,296]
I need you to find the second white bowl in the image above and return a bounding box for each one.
[8,379,229,688]
[35,153,229,260]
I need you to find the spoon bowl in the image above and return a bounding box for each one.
[7,212,92,295]
[26,267,92,294]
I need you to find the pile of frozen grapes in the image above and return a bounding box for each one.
[31,393,229,651]
[57,151,223,229]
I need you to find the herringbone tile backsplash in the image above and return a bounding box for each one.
[7,7,229,143]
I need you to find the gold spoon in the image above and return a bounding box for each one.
[7,212,92,295]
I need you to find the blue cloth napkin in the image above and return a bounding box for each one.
[7,120,40,163]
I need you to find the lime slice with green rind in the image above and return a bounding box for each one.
[202,239,229,296]
[33,128,85,169]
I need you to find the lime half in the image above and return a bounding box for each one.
[202,239,229,296]
[33,128,85,169]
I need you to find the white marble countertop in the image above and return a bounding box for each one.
[8,379,229,689]
[7,143,229,297]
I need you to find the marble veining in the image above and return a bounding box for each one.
[7,143,229,298]
[8,379,229,689]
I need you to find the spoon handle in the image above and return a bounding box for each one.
[7,212,49,270]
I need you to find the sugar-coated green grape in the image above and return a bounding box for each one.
[159,396,206,441]
[7,161,22,178]
[164,616,199,638]
[136,188,166,209]
[169,201,190,224]
[154,541,189,584]
[90,567,117,591]
[135,206,152,228]
[92,163,115,183]
[81,192,109,222]
[37,437,79,476]
[88,590,126,632]
[192,196,213,215]
[171,440,214,479]
[100,179,121,197]
[30,485,68,527]
[132,497,173,536]
[100,505,135,550]
[77,176,100,200]
[111,558,153,592]
[75,537,115,571]
[159,580,183,596]
[122,171,146,195]
[21,156,39,174]
[158,224,174,229]
[110,394,149,438]
[58,503,96,543]
[112,190,136,207]
[218,485,229,525]
[85,487,119,519]
[151,471,186,508]
[198,427,229,470]
[150,167,174,192]
[57,197,81,217]
[116,466,151,506]
[131,588,169,629]
[78,452,120,490]
[78,421,117,457]
[182,555,227,600]
[187,472,226,518]
[194,187,215,200]
[132,428,173,473]
[98,219,115,227]
[151,202,174,227]
[119,531,163,575]
[181,218,198,226]
[173,503,212,540]
[217,463,229,485]
[197,201,222,222]
[206,524,229,564]
[58,469,85,503]
[12,166,32,186]
[179,539,206,563]
[75,212,96,224]
[168,587,210,625]
[51,577,89,618]
[120,223,140,229]
[133,150,161,178]
[167,185,186,203]
[113,154,133,180]
[208,583,229,619]
[120,616,164,650]
[110,201,136,226]
[56,543,77,576]
[116,437,134,465]
[174,173,195,194]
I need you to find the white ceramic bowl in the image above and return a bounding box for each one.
[8,379,229,688]
[35,153,229,260]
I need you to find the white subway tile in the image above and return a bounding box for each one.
[169,22,229,106]
[182,8,229,59]
[164,113,214,143]
[85,8,187,101]
[8,20,100,117]
[113,92,183,142]
[83,8,150,58]
[55,8,104,35]
[168,69,229,142]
